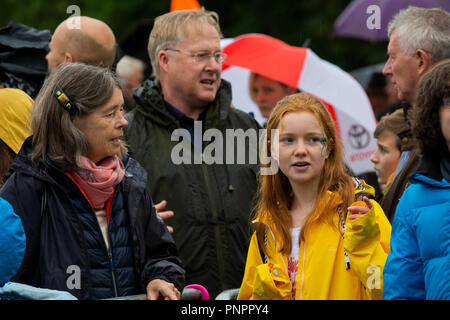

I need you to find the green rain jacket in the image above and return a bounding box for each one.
[124,79,261,297]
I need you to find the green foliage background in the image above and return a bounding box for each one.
[1,0,388,72]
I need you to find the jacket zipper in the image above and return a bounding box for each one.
[63,164,123,298]
[107,240,119,297]
[106,160,132,298]
[106,188,119,298]
[200,162,226,291]
[85,186,119,298]
[299,234,306,300]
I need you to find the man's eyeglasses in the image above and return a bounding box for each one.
[165,48,227,65]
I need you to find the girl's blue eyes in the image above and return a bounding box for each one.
[280,137,323,144]
[281,137,293,143]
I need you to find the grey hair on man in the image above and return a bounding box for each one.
[116,55,146,79]
[388,6,450,63]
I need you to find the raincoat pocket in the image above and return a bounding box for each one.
[252,263,291,300]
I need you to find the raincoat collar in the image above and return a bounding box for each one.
[133,77,233,130]
[413,153,450,187]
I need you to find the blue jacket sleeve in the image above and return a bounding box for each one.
[383,193,425,300]
[0,197,26,285]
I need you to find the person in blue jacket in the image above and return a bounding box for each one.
[0,196,25,286]
[383,59,450,300]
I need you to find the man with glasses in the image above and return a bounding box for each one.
[124,9,261,299]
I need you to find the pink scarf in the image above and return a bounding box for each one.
[69,156,125,210]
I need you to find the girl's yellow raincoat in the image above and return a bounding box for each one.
[237,182,391,300]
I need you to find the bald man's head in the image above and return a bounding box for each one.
[46,16,116,74]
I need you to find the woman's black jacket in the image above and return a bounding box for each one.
[0,138,185,299]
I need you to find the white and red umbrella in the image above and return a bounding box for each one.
[221,34,377,175]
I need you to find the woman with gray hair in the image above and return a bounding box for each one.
[0,63,184,300]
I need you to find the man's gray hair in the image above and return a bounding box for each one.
[116,55,146,78]
[147,9,222,78]
[387,6,450,63]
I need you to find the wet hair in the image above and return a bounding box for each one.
[254,92,354,255]
[31,63,125,169]
[148,9,222,78]
[410,59,450,157]
[388,6,450,63]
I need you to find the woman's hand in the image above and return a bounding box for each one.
[155,200,174,233]
[347,196,372,221]
[146,279,180,300]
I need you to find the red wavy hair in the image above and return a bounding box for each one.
[254,92,354,256]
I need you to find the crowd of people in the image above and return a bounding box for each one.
[0,6,449,300]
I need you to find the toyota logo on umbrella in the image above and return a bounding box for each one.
[348,124,370,149]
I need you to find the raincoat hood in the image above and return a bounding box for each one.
[0,88,33,154]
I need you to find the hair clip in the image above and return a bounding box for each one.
[53,85,78,116]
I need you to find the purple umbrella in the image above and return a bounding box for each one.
[334,0,450,41]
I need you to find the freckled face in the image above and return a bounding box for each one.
[277,111,328,186]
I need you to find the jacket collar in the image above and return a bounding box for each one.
[133,77,233,130]
[5,136,54,185]
[412,152,450,188]
[5,137,146,190]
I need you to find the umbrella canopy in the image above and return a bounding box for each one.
[334,0,450,41]
[221,34,377,175]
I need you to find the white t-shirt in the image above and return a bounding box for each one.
[288,227,301,300]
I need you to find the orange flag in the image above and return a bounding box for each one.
[170,0,201,11]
